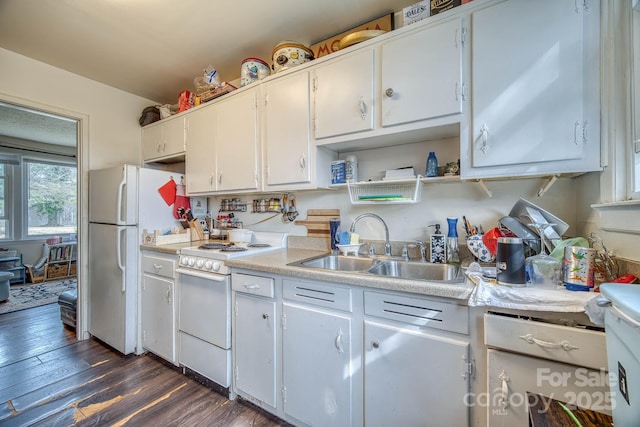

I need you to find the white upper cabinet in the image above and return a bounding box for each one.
[263,71,335,190]
[381,17,463,127]
[142,115,186,162]
[464,0,601,178]
[215,87,261,193]
[185,106,216,194]
[313,49,375,139]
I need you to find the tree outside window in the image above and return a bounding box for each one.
[26,161,76,236]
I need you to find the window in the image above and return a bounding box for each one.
[632,0,640,198]
[0,164,8,239]
[25,160,77,237]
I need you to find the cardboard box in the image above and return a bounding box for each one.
[331,160,346,185]
[403,1,430,26]
[430,0,462,16]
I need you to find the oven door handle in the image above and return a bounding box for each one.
[176,268,228,281]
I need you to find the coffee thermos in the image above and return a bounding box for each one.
[496,237,526,286]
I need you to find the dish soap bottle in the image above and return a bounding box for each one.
[446,217,460,264]
[429,224,446,263]
[425,151,438,177]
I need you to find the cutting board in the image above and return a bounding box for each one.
[295,209,340,238]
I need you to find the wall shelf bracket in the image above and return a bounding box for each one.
[475,179,493,198]
[537,175,559,197]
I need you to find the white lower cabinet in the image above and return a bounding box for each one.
[141,251,177,364]
[232,274,278,409]
[363,291,471,427]
[282,301,353,426]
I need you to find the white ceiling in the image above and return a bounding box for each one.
[0,0,411,147]
[0,0,410,104]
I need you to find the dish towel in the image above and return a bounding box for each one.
[174,184,191,219]
[158,178,177,206]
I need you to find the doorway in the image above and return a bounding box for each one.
[0,98,86,342]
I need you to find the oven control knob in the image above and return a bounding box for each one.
[204,260,213,270]
[212,262,221,272]
[180,257,189,266]
[196,259,204,268]
[187,257,195,267]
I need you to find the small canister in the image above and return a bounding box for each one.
[496,237,526,286]
[345,154,358,183]
[240,57,270,87]
[272,41,314,73]
[563,246,596,291]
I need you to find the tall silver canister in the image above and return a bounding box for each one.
[496,237,526,286]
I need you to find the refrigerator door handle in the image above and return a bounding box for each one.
[116,169,126,225]
[117,226,126,292]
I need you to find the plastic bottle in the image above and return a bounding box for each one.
[345,155,358,183]
[425,151,438,177]
[446,217,460,264]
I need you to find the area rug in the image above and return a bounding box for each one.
[0,279,77,315]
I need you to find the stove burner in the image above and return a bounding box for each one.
[247,243,271,248]
[221,246,248,252]
[199,243,229,250]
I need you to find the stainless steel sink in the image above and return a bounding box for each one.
[291,254,377,271]
[367,260,461,282]
[289,254,463,283]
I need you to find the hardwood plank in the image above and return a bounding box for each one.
[1,302,286,426]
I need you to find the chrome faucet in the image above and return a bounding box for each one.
[415,241,428,262]
[350,213,392,257]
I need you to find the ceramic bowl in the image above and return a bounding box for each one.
[466,235,496,263]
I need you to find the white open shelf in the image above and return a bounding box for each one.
[347,177,423,204]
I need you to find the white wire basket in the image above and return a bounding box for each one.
[347,177,422,204]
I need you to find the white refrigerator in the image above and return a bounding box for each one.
[88,164,179,355]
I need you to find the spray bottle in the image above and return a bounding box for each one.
[446,217,460,264]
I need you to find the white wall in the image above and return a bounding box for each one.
[0,47,154,169]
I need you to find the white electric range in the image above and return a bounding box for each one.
[175,231,287,393]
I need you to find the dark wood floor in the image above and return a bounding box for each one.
[0,303,285,426]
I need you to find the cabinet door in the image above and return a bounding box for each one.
[141,274,176,363]
[282,302,352,426]
[216,88,260,192]
[162,116,187,156]
[233,293,277,407]
[364,320,470,427]
[314,49,375,139]
[185,106,216,193]
[487,349,612,426]
[471,0,584,167]
[141,123,164,161]
[263,72,312,187]
[381,18,463,127]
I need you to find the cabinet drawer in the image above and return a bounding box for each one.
[141,254,176,279]
[232,273,274,298]
[484,313,607,370]
[283,279,352,313]
[364,291,469,335]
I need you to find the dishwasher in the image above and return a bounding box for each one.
[600,283,640,426]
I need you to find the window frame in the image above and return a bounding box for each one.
[0,164,13,241]
[22,156,77,239]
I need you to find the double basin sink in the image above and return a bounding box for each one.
[289,254,463,284]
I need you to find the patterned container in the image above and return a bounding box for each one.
[563,246,596,291]
[240,57,270,87]
[271,41,314,73]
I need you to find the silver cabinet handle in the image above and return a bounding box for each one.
[335,329,344,353]
[385,88,394,98]
[359,97,367,120]
[244,283,260,290]
[166,286,171,303]
[262,313,269,319]
[498,370,510,410]
[371,340,380,349]
[152,263,163,271]
[299,155,306,171]
[479,124,489,154]
[519,334,579,351]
